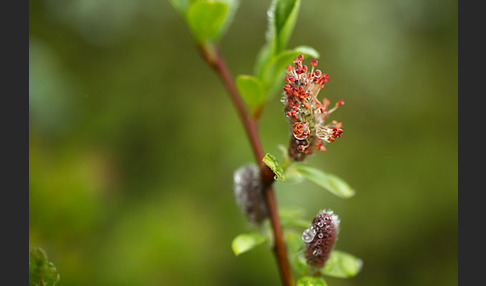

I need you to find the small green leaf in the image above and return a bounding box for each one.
[29,247,60,286]
[285,230,303,256]
[217,0,239,39]
[168,0,198,16]
[273,0,301,53]
[294,251,312,275]
[254,0,301,77]
[254,42,274,79]
[279,207,309,228]
[297,276,327,286]
[285,230,312,276]
[294,165,355,198]
[321,250,363,278]
[260,46,320,100]
[282,217,310,228]
[283,162,304,183]
[262,153,286,181]
[293,45,320,59]
[231,232,267,255]
[254,0,280,76]
[259,48,294,88]
[186,1,229,43]
[279,207,305,219]
[236,75,266,116]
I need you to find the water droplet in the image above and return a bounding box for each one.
[302,226,316,243]
[317,233,324,239]
[313,249,322,256]
[317,220,324,227]
[274,175,279,181]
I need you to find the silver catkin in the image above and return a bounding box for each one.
[233,164,268,224]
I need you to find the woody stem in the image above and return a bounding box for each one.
[198,43,294,286]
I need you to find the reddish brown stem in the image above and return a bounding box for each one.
[199,44,294,286]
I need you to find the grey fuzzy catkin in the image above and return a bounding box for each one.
[233,164,268,224]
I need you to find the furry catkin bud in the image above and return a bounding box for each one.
[302,209,340,268]
[233,164,268,224]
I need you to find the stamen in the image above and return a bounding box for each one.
[282,56,344,160]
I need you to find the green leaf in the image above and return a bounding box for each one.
[231,232,267,255]
[285,230,302,255]
[254,0,279,77]
[321,250,363,278]
[186,1,229,43]
[273,0,301,53]
[262,153,286,181]
[236,75,266,116]
[297,276,327,286]
[282,217,310,228]
[262,46,320,85]
[285,230,309,275]
[292,45,320,59]
[294,165,355,198]
[168,0,197,16]
[279,206,304,219]
[29,247,60,286]
[254,42,274,79]
[282,162,304,183]
[254,0,301,77]
[216,0,239,39]
[260,46,320,100]
[279,207,309,228]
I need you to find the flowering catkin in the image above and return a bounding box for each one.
[233,164,268,224]
[282,54,344,161]
[302,209,340,268]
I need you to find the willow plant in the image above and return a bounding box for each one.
[168,1,362,285]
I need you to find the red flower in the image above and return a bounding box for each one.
[282,55,344,161]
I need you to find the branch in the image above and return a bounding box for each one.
[198,44,294,286]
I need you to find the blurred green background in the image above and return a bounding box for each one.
[29,0,457,285]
